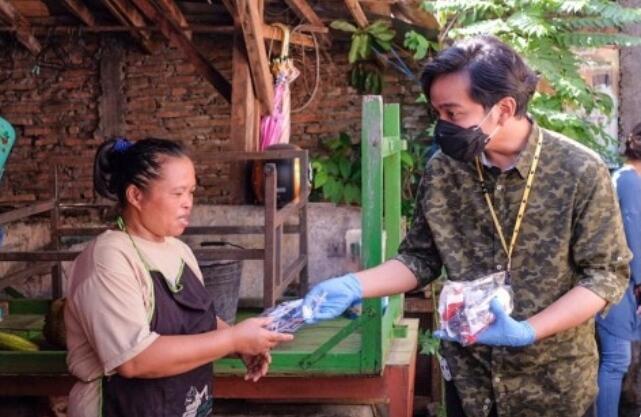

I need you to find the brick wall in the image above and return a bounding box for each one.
[0,34,428,205]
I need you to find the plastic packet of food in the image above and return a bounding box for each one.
[438,271,513,345]
[261,292,326,333]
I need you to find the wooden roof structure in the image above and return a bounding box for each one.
[0,0,437,150]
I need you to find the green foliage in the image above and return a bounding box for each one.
[311,132,362,205]
[400,134,430,218]
[419,329,441,356]
[420,0,641,161]
[331,19,396,94]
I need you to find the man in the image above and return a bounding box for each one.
[302,36,630,417]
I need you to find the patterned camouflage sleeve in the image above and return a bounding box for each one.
[572,161,632,312]
[394,174,443,289]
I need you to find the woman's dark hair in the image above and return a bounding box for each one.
[624,123,641,161]
[421,36,539,117]
[93,137,188,206]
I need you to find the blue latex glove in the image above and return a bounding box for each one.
[434,298,536,347]
[476,298,536,347]
[302,273,363,324]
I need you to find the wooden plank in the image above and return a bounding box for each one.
[0,0,41,54]
[230,22,260,201]
[274,198,303,227]
[192,149,308,162]
[153,0,192,39]
[264,163,277,307]
[0,200,54,224]
[0,23,316,46]
[103,0,155,53]
[0,263,54,292]
[130,0,232,102]
[281,255,307,287]
[58,225,301,237]
[283,0,325,28]
[298,150,310,294]
[237,0,274,115]
[345,0,369,27]
[262,23,315,48]
[0,248,264,262]
[96,39,125,139]
[60,0,96,27]
[0,252,80,261]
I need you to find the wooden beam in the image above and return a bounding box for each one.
[129,0,232,102]
[103,0,155,53]
[0,24,317,46]
[238,0,274,115]
[221,0,234,16]
[0,0,41,54]
[60,0,96,27]
[283,0,325,28]
[344,0,369,27]
[152,0,191,39]
[231,31,260,151]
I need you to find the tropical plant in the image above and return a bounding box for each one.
[311,132,361,205]
[330,19,396,94]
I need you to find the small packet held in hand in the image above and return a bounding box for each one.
[438,271,513,345]
[261,292,326,333]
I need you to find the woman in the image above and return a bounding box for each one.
[65,137,293,417]
[596,123,641,417]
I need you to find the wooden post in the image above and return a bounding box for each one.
[360,96,385,373]
[50,166,62,299]
[237,0,274,115]
[264,163,277,307]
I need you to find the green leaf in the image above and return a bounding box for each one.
[330,20,358,33]
[325,160,339,176]
[344,183,361,205]
[404,30,430,60]
[339,158,351,179]
[418,330,440,356]
[415,93,427,103]
[348,33,362,64]
[314,171,328,189]
[401,150,414,169]
[358,34,371,60]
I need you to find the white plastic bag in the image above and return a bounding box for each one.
[438,271,513,345]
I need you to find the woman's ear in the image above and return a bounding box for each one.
[125,184,144,211]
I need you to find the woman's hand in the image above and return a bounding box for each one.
[241,351,271,382]
[230,317,293,356]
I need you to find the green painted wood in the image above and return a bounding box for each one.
[381,102,404,363]
[360,95,385,374]
[7,299,47,315]
[0,351,67,374]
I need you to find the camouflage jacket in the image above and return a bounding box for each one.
[395,122,631,417]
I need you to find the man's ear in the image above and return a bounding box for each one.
[125,184,144,211]
[497,97,517,125]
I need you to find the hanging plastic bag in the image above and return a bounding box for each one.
[438,271,513,345]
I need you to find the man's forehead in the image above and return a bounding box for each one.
[429,71,472,107]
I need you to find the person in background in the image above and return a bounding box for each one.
[65,137,293,417]
[302,36,630,417]
[595,123,641,417]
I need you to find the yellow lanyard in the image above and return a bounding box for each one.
[474,129,543,274]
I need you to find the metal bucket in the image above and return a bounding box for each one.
[199,242,243,324]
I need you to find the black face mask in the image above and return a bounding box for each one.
[434,119,492,162]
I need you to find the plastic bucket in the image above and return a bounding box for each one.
[199,242,243,324]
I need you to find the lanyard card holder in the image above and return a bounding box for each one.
[438,271,513,345]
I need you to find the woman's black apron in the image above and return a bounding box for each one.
[101,258,217,417]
